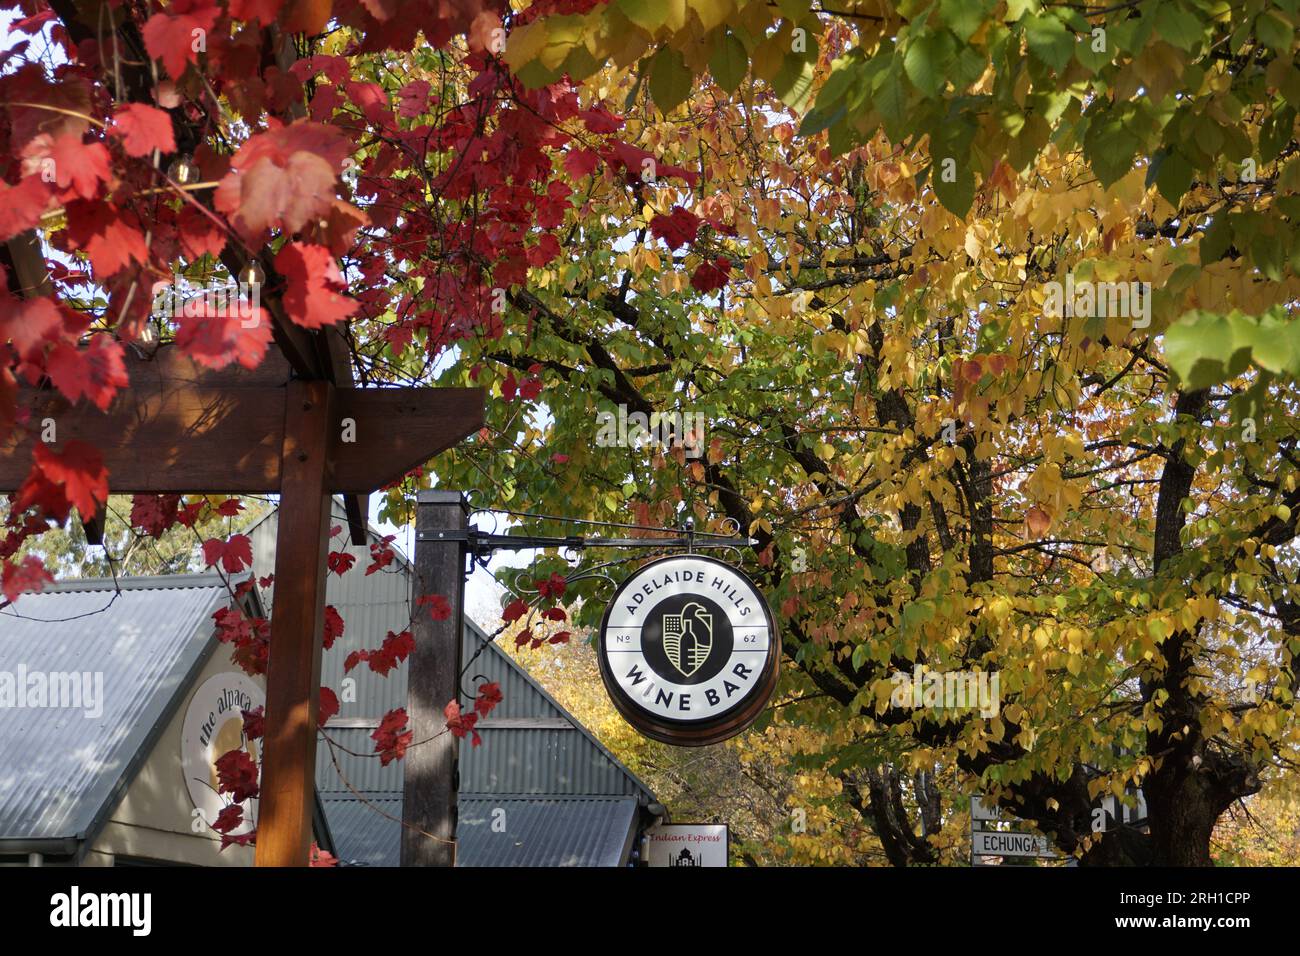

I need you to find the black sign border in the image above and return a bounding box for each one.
[597,553,780,747]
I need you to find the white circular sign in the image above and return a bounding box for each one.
[598,555,779,745]
[181,672,264,835]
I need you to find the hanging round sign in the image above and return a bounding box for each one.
[598,554,779,746]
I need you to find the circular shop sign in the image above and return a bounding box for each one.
[181,672,264,835]
[598,554,779,746]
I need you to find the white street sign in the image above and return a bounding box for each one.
[972,829,1058,859]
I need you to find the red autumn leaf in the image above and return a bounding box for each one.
[541,606,567,622]
[372,708,412,765]
[525,232,560,267]
[318,686,340,727]
[358,629,415,676]
[273,242,358,328]
[237,151,337,235]
[605,141,697,185]
[0,176,52,242]
[110,104,176,157]
[215,122,352,237]
[2,555,53,604]
[216,498,244,517]
[46,336,129,411]
[563,148,599,180]
[211,804,244,834]
[215,748,259,801]
[174,309,273,371]
[219,830,256,851]
[690,256,732,293]
[142,0,221,81]
[176,204,228,260]
[241,705,265,740]
[327,550,356,576]
[649,206,702,250]
[22,134,111,200]
[130,494,181,535]
[33,441,109,518]
[202,533,254,573]
[443,699,481,747]
[501,371,518,400]
[63,200,148,277]
[580,106,623,133]
[323,604,345,649]
[417,593,452,621]
[176,499,206,528]
[309,842,338,866]
[518,370,544,401]
[1,296,63,362]
[536,573,567,599]
[501,598,529,623]
[365,535,397,574]
[228,0,284,26]
[474,681,503,718]
[383,628,415,664]
[514,626,532,648]
[548,631,572,645]
[397,79,431,117]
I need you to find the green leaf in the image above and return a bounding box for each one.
[932,158,976,216]
[903,30,957,97]
[1255,11,1295,53]
[940,0,994,42]
[773,53,817,112]
[647,46,692,113]
[709,31,748,93]
[1155,150,1195,206]
[1154,2,1206,52]
[1074,24,1112,73]
[616,0,665,33]
[874,65,910,142]
[1025,13,1074,71]
[1164,312,1239,389]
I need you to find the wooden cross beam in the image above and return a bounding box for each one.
[0,346,484,865]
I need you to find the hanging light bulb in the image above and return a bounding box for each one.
[239,259,265,287]
[167,155,199,185]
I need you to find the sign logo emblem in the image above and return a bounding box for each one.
[598,554,779,747]
[662,602,712,677]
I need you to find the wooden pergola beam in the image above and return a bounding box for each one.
[0,356,484,494]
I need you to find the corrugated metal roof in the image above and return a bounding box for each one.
[457,797,639,867]
[0,574,234,847]
[320,794,402,867]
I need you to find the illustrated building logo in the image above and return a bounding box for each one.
[662,602,713,677]
[598,554,780,747]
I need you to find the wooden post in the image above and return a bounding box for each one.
[400,489,467,867]
[255,380,335,867]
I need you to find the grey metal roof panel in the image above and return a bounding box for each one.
[321,794,402,867]
[321,795,640,867]
[456,796,638,867]
[463,620,656,801]
[0,574,234,843]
